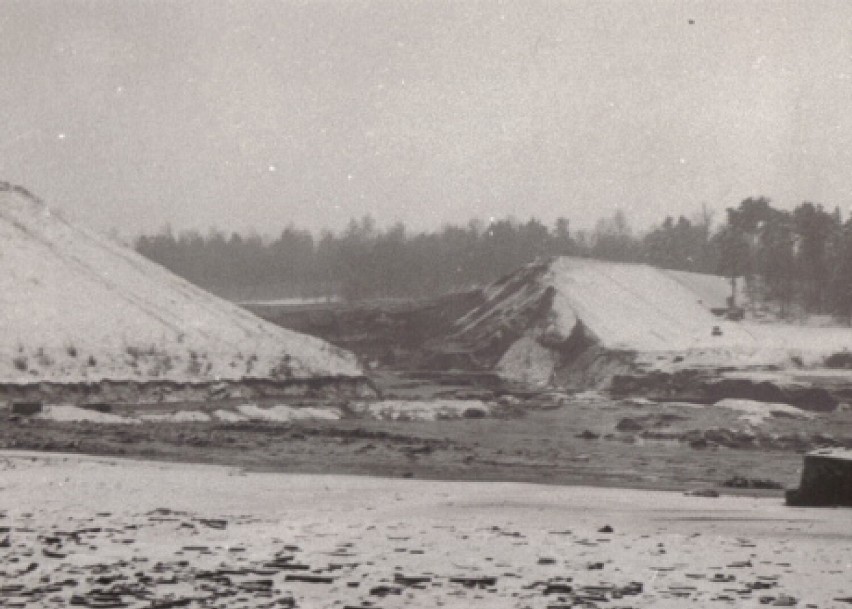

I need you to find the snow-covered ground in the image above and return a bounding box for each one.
[1,452,849,609]
[0,185,361,384]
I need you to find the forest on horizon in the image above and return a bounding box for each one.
[135,197,852,321]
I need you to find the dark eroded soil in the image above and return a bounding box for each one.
[3,371,852,496]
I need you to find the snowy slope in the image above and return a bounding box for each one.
[451,257,852,384]
[454,257,753,353]
[543,258,756,351]
[0,184,361,384]
[662,268,744,312]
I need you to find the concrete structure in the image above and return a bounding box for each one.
[786,448,852,507]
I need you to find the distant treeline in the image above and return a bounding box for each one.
[135,198,852,319]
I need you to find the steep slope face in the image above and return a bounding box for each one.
[440,256,852,388]
[449,257,749,356]
[541,258,758,351]
[0,184,361,385]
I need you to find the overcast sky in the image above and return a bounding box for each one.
[2,1,852,237]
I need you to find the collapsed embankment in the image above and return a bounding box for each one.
[417,257,852,406]
[422,257,739,387]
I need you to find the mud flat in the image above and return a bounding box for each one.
[1,452,851,609]
[4,385,852,493]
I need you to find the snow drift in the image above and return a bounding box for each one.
[0,183,364,393]
[434,257,852,388]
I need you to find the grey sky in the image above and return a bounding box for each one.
[2,1,852,237]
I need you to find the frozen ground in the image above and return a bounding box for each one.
[0,186,360,384]
[0,452,850,609]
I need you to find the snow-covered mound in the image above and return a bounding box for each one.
[441,257,852,387]
[449,257,750,355]
[0,183,361,385]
